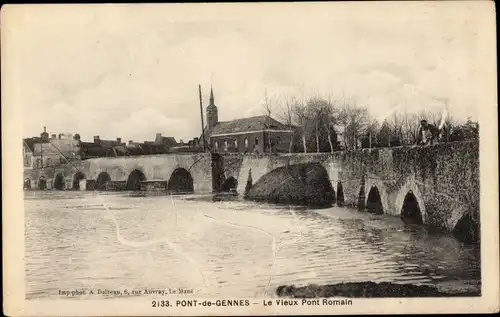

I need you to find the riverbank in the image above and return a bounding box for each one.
[276,281,481,298]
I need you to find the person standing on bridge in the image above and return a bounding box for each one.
[416,120,440,146]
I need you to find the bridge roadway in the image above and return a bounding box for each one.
[24,141,479,237]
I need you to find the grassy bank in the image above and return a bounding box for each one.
[276,282,481,298]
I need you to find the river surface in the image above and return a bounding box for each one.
[24,191,480,299]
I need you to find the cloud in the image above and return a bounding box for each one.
[11,3,486,141]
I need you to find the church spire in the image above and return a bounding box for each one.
[209,85,215,105]
[206,85,218,129]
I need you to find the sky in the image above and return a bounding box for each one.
[4,2,494,143]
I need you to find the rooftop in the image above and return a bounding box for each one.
[23,138,38,152]
[206,115,292,137]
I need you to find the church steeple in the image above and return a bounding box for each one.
[209,86,215,105]
[207,85,219,128]
[206,85,218,129]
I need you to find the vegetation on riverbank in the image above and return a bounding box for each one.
[276,282,480,298]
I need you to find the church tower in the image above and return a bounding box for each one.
[206,86,218,128]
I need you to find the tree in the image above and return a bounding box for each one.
[291,100,310,153]
[262,88,273,154]
[360,119,379,148]
[418,109,442,127]
[376,120,392,147]
[337,97,373,150]
[279,92,297,153]
[387,111,404,146]
[401,111,420,145]
[439,114,459,142]
[305,96,334,153]
[450,119,479,142]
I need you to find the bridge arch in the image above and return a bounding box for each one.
[336,182,344,207]
[395,177,427,224]
[24,178,32,190]
[96,172,111,190]
[365,178,389,214]
[366,186,384,214]
[452,213,479,243]
[53,173,65,190]
[221,176,238,192]
[38,176,47,190]
[72,172,86,190]
[400,190,423,225]
[167,168,193,193]
[127,169,147,190]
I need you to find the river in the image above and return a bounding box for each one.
[24,191,480,299]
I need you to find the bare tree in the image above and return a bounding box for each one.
[401,110,420,145]
[417,109,442,127]
[440,113,459,142]
[365,118,379,148]
[337,97,372,150]
[305,95,324,153]
[263,88,273,154]
[387,111,404,146]
[325,95,338,153]
[292,100,309,153]
[279,92,297,153]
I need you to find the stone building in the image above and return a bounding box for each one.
[28,127,82,168]
[80,136,126,158]
[80,133,177,158]
[23,139,34,170]
[153,133,177,148]
[202,87,293,154]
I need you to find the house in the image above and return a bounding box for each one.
[154,133,177,148]
[202,87,294,154]
[23,139,35,169]
[29,127,82,168]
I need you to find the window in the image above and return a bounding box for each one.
[224,140,228,152]
[234,139,238,149]
[215,141,219,150]
[46,158,52,167]
[244,138,248,148]
[24,155,30,167]
[255,137,259,145]
[36,159,41,168]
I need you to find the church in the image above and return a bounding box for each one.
[202,87,294,154]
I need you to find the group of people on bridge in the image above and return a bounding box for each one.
[416,120,441,146]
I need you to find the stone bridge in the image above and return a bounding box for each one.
[23,153,214,193]
[217,141,479,239]
[24,142,479,239]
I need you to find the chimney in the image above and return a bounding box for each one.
[117,137,122,143]
[58,133,62,139]
[93,136,100,143]
[128,140,133,145]
[43,126,47,133]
